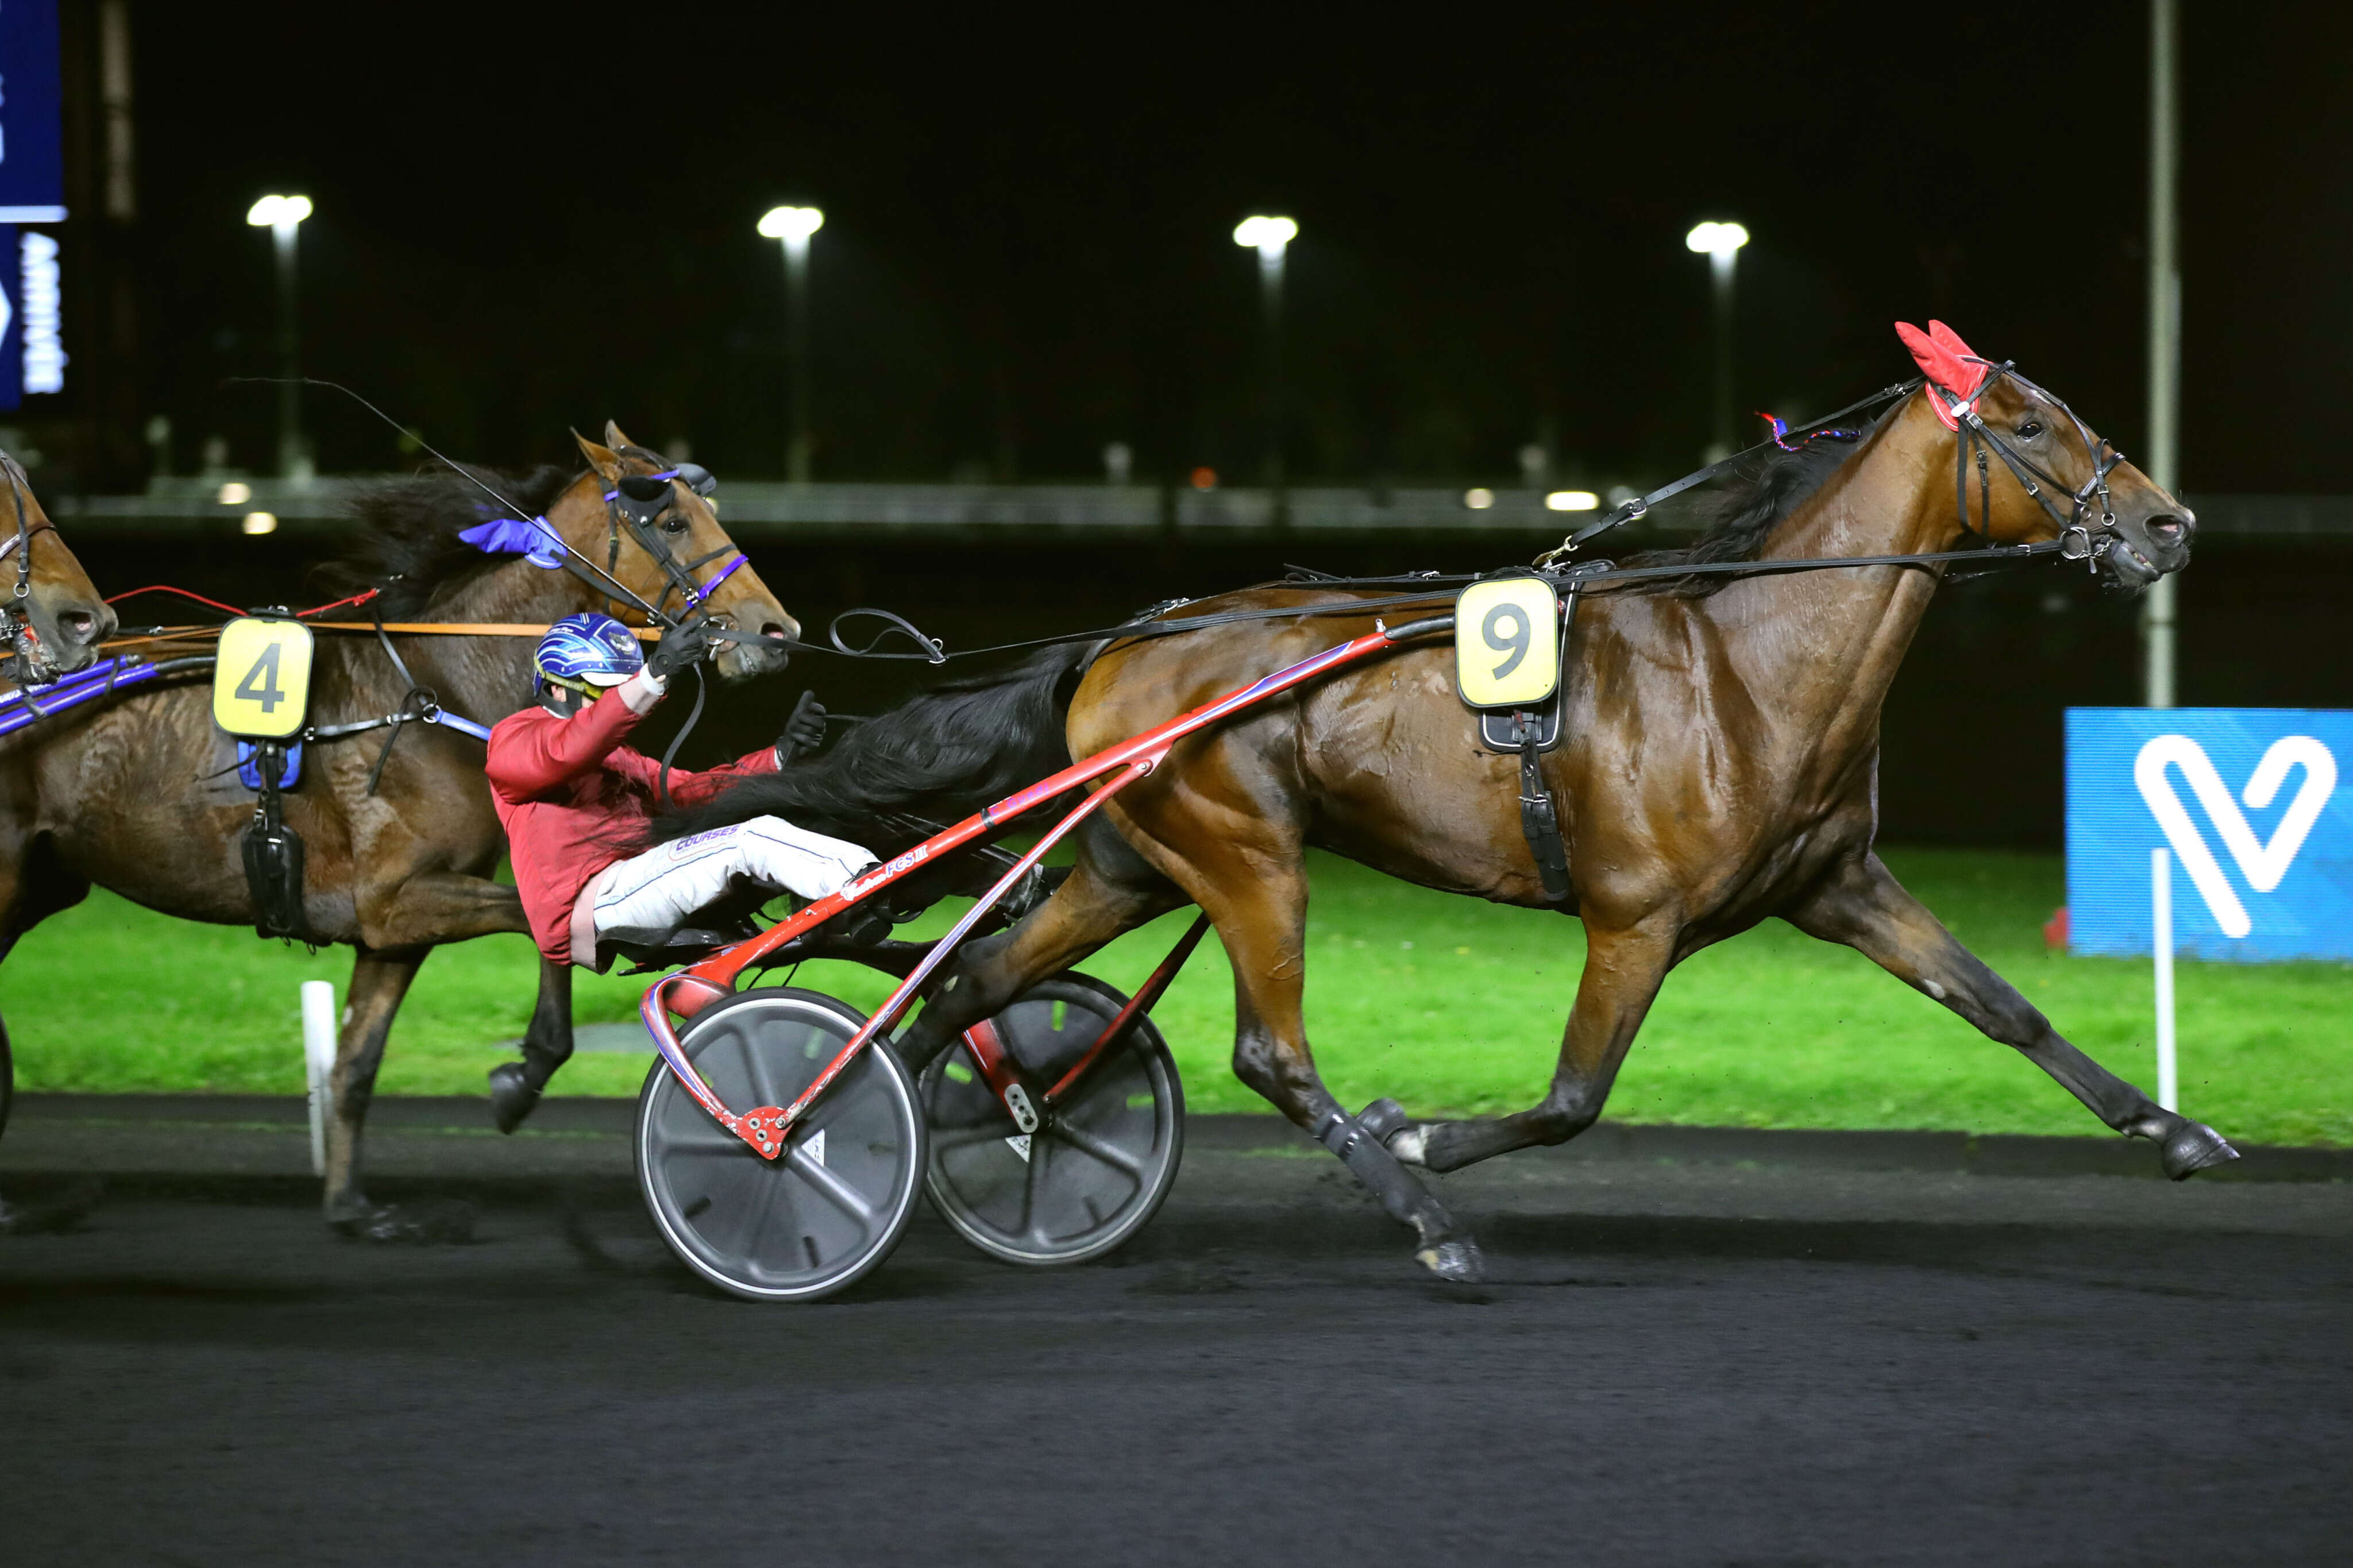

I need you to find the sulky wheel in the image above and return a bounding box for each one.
[920,972,1183,1266]
[637,988,925,1303]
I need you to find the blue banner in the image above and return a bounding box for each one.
[0,222,17,409]
[2066,708,2353,962]
[0,0,63,218]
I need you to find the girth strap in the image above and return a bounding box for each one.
[1515,713,1571,903]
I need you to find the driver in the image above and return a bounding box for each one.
[486,613,874,976]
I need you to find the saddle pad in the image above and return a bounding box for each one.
[1455,578,1560,709]
[212,617,315,740]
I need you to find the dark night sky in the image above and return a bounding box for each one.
[126,3,2353,494]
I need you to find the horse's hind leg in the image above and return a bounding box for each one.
[322,944,428,1230]
[1166,841,1483,1280]
[1409,917,1677,1173]
[1788,851,2236,1176]
[488,957,573,1134]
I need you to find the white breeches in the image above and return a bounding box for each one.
[586,816,873,957]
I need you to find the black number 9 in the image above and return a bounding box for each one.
[1482,603,1530,680]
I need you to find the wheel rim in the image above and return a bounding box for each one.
[923,977,1182,1265]
[639,991,921,1301]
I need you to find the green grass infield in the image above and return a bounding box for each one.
[5,848,2347,1147]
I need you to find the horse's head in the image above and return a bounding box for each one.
[1898,320,2192,595]
[0,455,115,681]
[550,424,799,681]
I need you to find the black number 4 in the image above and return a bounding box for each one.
[236,643,286,713]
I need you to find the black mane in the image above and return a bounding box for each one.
[1612,415,1881,596]
[315,465,579,618]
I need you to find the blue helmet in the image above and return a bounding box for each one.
[534,613,645,694]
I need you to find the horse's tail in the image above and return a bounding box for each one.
[650,643,1091,848]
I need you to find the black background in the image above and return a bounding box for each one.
[113,2,2353,491]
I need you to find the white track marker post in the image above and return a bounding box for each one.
[300,980,337,1176]
[2151,847,2178,1113]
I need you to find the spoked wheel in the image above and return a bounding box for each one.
[637,988,925,1303]
[920,973,1183,1266]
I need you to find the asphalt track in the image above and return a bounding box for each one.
[2,1125,2350,1566]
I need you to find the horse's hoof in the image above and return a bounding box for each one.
[1358,1100,1430,1167]
[488,1062,541,1135]
[1414,1238,1485,1283]
[334,1200,476,1245]
[2161,1121,2240,1180]
[1358,1097,1409,1141]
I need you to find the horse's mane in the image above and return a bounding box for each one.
[316,465,580,617]
[1611,412,1884,597]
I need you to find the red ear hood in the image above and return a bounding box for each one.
[1896,319,1988,430]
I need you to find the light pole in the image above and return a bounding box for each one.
[758,205,824,481]
[1233,215,1297,516]
[2143,0,2180,710]
[246,194,313,480]
[1685,220,1750,462]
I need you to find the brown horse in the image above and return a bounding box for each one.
[0,426,797,1230]
[0,457,113,1154]
[0,451,116,682]
[674,344,2230,1280]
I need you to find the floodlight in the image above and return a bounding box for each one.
[1463,487,1495,511]
[1232,215,1298,254]
[1684,221,1749,256]
[246,195,311,227]
[1544,490,1600,512]
[758,206,826,241]
[217,481,253,505]
[242,511,279,535]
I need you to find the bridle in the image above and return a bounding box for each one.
[1535,362,2134,580]
[600,455,749,626]
[0,451,63,681]
[1931,358,2126,572]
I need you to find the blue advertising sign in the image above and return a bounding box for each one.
[0,0,64,220]
[0,222,17,408]
[2067,708,2353,962]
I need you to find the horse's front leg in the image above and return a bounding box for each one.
[1404,916,1677,1173]
[1786,851,2237,1177]
[323,871,535,1232]
[322,943,428,1230]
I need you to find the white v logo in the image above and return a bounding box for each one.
[2134,735,2337,939]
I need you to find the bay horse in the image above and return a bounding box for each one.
[0,453,113,1154]
[0,449,116,683]
[665,329,2232,1280]
[0,426,797,1233]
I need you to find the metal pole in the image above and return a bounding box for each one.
[273,219,302,479]
[1260,244,1286,519]
[1708,248,1736,462]
[301,980,337,1177]
[2142,0,2180,709]
[2152,847,2178,1111]
[784,234,812,482]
